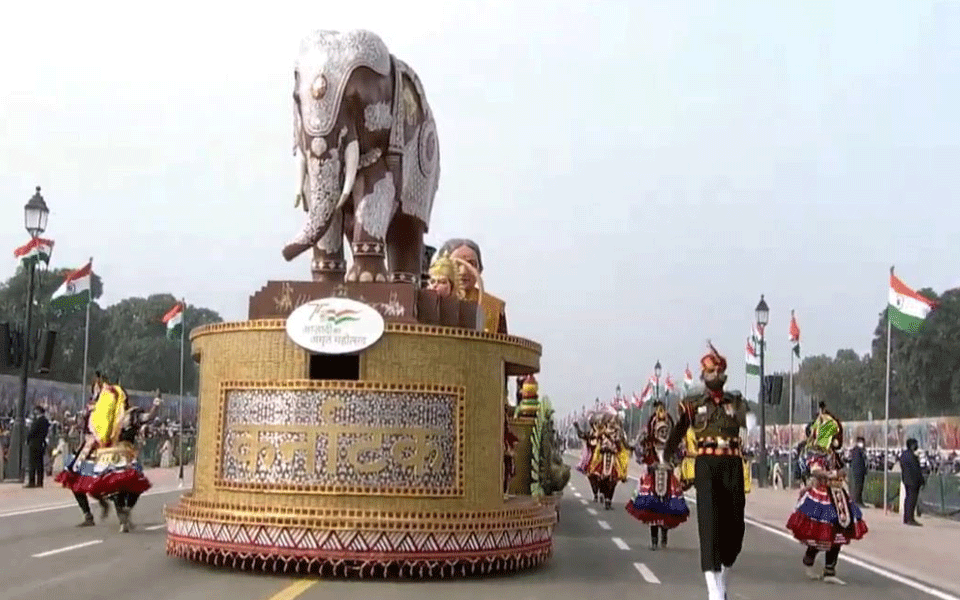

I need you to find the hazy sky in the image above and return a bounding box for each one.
[2,1,958,416]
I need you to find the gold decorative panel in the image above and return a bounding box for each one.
[213,380,464,497]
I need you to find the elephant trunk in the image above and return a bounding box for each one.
[282,135,360,262]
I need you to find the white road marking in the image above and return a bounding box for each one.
[597,520,611,530]
[573,492,582,498]
[586,507,597,515]
[144,523,166,531]
[683,495,960,600]
[570,486,576,491]
[579,498,588,505]
[634,562,661,584]
[612,537,630,550]
[32,539,102,558]
[0,485,190,519]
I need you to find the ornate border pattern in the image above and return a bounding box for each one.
[212,381,464,497]
[165,514,554,577]
[190,319,542,353]
[167,494,557,530]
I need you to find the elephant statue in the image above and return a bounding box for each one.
[284,29,441,285]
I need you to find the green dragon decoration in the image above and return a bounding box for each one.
[530,396,571,497]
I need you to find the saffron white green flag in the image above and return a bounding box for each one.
[888,269,935,333]
[50,261,92,308]
[162,302,184,339]
[745,336,760,376]
[14,238,54,265]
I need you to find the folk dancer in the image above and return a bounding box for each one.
[54,376,152,531]
[55,375,109,526]
[109,391,162,531]
[573,415,601,501]
[664,344,750,600]
[626,400,690,550]
[586,409,631,509]
[786,404,867,584]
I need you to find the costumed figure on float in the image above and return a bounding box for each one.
[664,344,750,600]
[54,374,155,532]
[585,408,631,509]
[626,400,689,549]
[786,402,867,585]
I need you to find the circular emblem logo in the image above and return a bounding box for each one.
[285,296,385,355]
[66,282,76,294]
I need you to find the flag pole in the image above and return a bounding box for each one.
[80,257,93,398]
[883,266,893,514]
[178,298,186,485]
[788,324,794,490]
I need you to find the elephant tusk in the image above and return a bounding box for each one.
[294,146,308,211]
[336,140,359,210]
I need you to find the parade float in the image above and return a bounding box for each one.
[163,28,562,578]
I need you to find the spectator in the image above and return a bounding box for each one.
[899,438,924,526]
[849,437,867,506]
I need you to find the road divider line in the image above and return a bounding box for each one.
[573,492,581,498]
[634,562,661,584]
[145,524,166,531]
[32,539,102,558]
[267,579,317,600]
[612,537,630,550]
[597,520,611,530]
[586,507,597,515]
[579,499,588,505]
[0,485,191,519]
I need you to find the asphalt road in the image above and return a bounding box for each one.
[0,469,952,600]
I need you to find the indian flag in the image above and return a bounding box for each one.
[14,238,54,265]
[789,310,801,357]
[162,302,184,339]
[50,261,92,308]
[683,365,694,390]
[888,269,935,333]
[746,336,760,376]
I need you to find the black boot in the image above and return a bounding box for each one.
[649,526,658,550]
[97,496,110,520]
[660,527,668,548]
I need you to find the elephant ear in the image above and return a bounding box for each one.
[295,30,391,139]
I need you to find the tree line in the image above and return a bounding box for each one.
[0,264,222,395]
[762,284,960,423]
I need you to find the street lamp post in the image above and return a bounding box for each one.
[755,294,769,489]
[4,187,50,482]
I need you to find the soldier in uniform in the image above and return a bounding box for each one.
[665,344,749,600]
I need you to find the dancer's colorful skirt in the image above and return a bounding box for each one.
[576,446,593,474]
[54,442,152,497]
[625,466,690,528]
[786,485,867,550]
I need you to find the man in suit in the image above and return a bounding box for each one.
[849,436,867,506]
[25,406,50,488]
[899,438,924,526]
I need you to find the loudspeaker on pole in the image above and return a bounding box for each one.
[36,330,57,374]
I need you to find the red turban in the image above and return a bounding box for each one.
[700,343,727,373]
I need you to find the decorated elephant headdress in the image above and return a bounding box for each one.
[294,30,391,140]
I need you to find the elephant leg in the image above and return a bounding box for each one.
[385,213,424,285]
[311,209,347,283]
[346,166,394,283]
